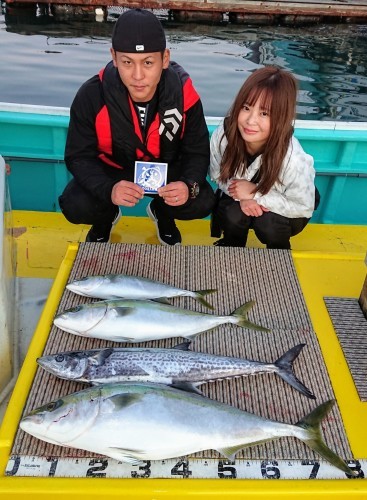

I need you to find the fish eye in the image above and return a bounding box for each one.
[55,354,64,363]
[72,305,82,313]
[45,399,64,412]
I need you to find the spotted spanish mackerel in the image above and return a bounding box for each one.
[66,273,217,309]
[37,343,315,399]
[19,382,355,476]
[53,299,269,342]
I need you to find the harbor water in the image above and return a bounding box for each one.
[1,7,367,121]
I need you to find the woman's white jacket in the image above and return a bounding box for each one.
[209,122,316,218]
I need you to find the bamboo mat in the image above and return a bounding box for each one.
[12,243,353,461]
[324,297,367,402]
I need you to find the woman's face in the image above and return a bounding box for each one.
[237,95,271,154]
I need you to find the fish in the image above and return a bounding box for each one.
[66,273,217,309]
[37,342,315,399]
[53,299,270,343]
[19,382,355,475]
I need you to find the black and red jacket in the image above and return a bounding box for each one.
[65,60,209,203]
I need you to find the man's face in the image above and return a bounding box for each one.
[111,48,170,103]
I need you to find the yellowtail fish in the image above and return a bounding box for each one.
[20,382,355,475]
[67,273,216,309]
[53,299,269,342]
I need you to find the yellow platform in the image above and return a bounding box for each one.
[12,210,367,278]
[0,212,366,498]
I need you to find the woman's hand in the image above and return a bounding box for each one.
[228,179,256,201]
[240,199,269,217]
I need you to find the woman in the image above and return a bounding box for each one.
[210,66,319,249]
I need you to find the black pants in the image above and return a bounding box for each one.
[59,178,216,227]
[211,192,310,249]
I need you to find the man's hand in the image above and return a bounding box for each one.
[240,199,269,217]
[158,181,189,206]
[228,179,256,201]
[111,180,144,206]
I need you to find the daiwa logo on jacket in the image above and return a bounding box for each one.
[159,108,183,142]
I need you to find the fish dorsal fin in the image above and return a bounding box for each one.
[171,382,203,395]
[89,348,114,366]
[107,393,143,410]
[113,306,135,317]
[152,297,171,305]
[173,341,191,351]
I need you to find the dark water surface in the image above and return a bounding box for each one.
[1,8,367,121]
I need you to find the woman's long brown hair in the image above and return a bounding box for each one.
[219,66,297,195]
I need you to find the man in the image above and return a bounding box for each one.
[59,8,215,245]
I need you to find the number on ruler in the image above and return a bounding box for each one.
[131,461,151,478]
[86,458,108,477]
[346,460,365,479]
[301,460,320,479]
[218,460,237,479]
[46,457,58,477]
[171,459,192,478]
[261,460,280,479]
[5,456,21,476]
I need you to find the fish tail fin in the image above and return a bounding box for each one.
[274,344,315,399]
[194,289,217,310]
[232,301,270,332]
[296,400,356,476]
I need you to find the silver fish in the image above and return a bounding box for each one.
[53,299,269,343]
[19,382,355,475]
[66,274,216,309]
[37,343,315,399]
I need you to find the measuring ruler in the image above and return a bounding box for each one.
[5,456,366,479]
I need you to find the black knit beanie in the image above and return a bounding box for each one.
[112,9,166,53]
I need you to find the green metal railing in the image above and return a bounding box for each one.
[1,108,367,224]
